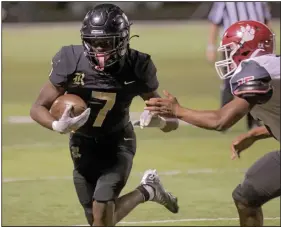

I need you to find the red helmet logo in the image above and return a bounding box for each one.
[238,24,255,43]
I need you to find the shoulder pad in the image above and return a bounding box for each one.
[51,45,78,75]
[247,54,280,79]
[230,60,273,104]
[49,46,79,87]
[231,60,271,93]
[128,48,159,93]
[128,49,152,68]
[233,80,273,104]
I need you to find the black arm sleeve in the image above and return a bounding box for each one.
[49,46,76,87]
[230,60,273,105]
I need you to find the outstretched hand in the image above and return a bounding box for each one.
[144,90,181,117]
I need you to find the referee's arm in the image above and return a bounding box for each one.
[206,2,225,63]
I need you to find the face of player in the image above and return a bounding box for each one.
[93,38,113,69]
[84,37,121,71]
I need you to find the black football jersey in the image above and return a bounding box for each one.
[49,45,159,136]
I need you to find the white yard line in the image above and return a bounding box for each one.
[74,217,280,225]
[3,168,246,183]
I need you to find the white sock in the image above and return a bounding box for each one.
[143,184,155,200]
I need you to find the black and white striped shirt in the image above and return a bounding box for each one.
[208,2,272,32]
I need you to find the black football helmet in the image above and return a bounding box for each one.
[80,4,131,71]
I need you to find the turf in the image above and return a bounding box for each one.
[2,21,280,226]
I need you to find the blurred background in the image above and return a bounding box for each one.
[2,2,281,22]
[2,2,280,226]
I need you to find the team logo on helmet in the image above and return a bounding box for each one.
[237,24,255,44]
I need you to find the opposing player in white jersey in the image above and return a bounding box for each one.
[144,20,280,226]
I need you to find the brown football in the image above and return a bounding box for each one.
[50,94,87,120]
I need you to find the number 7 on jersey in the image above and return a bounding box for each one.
[91,92,117,127]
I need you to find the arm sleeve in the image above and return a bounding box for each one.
[49,46,76,87]
[230,60,273,105]
[208,2,225,25]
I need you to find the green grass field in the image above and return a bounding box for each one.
[2,21,280,226]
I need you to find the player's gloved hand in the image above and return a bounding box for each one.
[134,110,165,129]
[231,132,256,160]
[134,110,174,131]
[52,105,91,134]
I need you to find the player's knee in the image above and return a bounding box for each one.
[232,183,262,208]
[93,200,115,225]
[92,201,106,222]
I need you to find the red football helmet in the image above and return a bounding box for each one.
[215,20,275,79]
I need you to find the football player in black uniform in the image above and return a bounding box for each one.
[30,4,179,227]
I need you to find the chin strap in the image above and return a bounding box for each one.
[250,49,268,58]
[129,35,140,41]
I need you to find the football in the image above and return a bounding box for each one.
[50,94,87,120]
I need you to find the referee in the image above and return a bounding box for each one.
[206,2,272,130]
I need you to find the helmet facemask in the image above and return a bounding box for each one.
[215,42,240,80]
[82,32,129,71]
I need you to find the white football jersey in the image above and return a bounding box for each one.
[231,54,280,141]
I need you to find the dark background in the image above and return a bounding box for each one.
[2,1,281,22]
